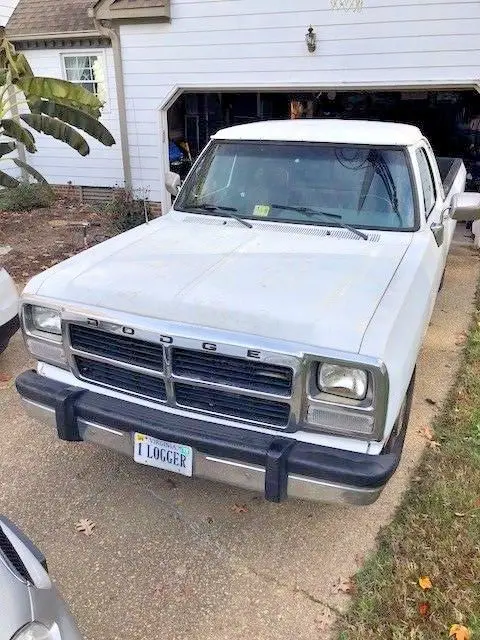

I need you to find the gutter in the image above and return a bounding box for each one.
[92,18,132,190]
[7,31,103,41]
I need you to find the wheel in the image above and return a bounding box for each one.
[384,368,416,454]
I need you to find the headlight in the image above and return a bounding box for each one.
[12,622,51,639]
[30,306,61,336]
[317,363,368,400]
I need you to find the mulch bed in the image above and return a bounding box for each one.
[0,198,112,285]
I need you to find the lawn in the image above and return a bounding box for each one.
[337,286,480,639]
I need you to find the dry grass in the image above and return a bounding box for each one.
[337,292,480,639]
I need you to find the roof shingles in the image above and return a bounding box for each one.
[6,0,95,37]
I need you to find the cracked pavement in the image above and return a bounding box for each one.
[0,231,478,639]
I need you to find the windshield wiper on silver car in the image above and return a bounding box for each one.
[270,204,369,241]
[185,203,253,228]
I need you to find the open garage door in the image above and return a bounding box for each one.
[167,89,480,189]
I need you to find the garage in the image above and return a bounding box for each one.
[167,89,480,189]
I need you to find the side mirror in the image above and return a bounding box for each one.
[165,171,181,197]
[450,192,480,221]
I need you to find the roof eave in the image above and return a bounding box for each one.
[8,29,103,41]
[90,0,170,22]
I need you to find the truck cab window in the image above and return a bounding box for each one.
[175,142,416,231]
[416,148,437,217]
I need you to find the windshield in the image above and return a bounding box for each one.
[174,141,416,230]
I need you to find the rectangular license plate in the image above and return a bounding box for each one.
[134,433,193,477]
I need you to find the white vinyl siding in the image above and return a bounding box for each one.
[22,47,123,187]
[119,0,480,204]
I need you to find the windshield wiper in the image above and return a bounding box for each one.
[358,151,402,226]
[270,204,369,241]
[185,203,253,229]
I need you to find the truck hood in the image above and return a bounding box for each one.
[35,213,412,353]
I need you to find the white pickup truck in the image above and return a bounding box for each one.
[16,120,480,505]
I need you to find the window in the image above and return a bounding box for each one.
[62,54,106,103]
[416,148,437,216]
[175,142,416,231]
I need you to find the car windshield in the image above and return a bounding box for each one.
[174,141,416,230]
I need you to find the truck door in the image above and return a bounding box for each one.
[417,144,456,255]
[415,145,452,274]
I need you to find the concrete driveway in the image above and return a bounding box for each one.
[1,234,478,640]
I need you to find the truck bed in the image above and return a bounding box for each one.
[437,157,464,196]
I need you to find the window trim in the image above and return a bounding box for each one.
[60,50,109,111]
[416,146,437,219]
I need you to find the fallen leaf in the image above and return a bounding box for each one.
[454,512,466,517]
[412,476,422,483]
[75,518,96,536]
[474,498,480,509]
[418,602,430,617]
[449,624,471,640]
[336,577,355,594]
[315,607,336,631]
[420,426,441,449]
[0,373,13,390]
[425,398,437,406]
[455,332,468,346]
[420,425,435,441]
[418,576,432,590]
[231,503,248,514]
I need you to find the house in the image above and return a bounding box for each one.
[5,0,480,214]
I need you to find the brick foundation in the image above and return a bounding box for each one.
[52,183,162,217]
[53,183,82,202]
[149,202,162,217]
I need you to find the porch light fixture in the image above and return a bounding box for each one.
[305,26,317,53]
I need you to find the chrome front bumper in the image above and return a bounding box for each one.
[21,397,383,506]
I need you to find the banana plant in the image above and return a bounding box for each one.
[0,29,115,187]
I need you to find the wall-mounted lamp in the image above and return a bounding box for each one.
[305,26,317,53]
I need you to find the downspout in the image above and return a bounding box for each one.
[92,17,132,189]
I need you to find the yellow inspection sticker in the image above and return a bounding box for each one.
[253,204,271,217]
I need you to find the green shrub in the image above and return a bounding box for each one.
[0,183,56,212]
[104,187,149,234]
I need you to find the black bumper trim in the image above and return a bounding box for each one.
[16,370,401,501]
[54,386,87,442]
[265,440,295,502]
